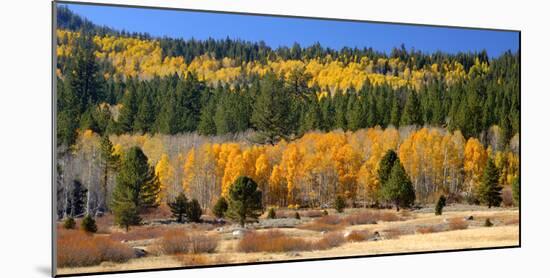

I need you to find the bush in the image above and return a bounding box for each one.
[316,232,345,250]
[175,254,210,266]
[299,215,345,232]
[484,218,493,227]
[512,177,520,205]
[448,218,468,230]
[416,226,438,234]
[212,197,228,218]
[501,188,514,207]
[435,195,446,215]
[323,210,329,216]
[168,192,188,223]
[302,210,324,218]
[267,207,276,219]
[57,229,135,267]
[334,196,346,213]
[238,230,313,253]
[187,199,203,223]
[159,230,219,255]
[63,217,76,229]
[295,212,301,219]
[81,215,98,233]
[383,228,402,239]
[345,230,370,242]
[344,211,401,225]
[110,226,174,242]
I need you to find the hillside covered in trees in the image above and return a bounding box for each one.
[55,5,519,220]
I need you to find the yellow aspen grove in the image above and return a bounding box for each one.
[182,148,196,194]
[464,137,488,194]
[154,153,174,203]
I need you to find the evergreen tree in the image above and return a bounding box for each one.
[300,99,322,134]
[435,195,446,215]
[168,192,188,223]
[134,93,155,133]
[512,176,520,206]
[334,195,346,213]
[378,150,399,187]
[212,197,229,218]
[117,89,138,133]
[66,179,87,218]
[111,147,160,229]
[197,95,218,136]
[226,176,263,227]
[381,161,416,211]
[99,134,119,212]
[401,91,423,126]
[477,158,503,208]
[251,73,293,144]
[187,199,203,223]
[81,214,98,233]
[155,89,178,134]
[389,95,401,127]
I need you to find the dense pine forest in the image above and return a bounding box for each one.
[55,5,519,221]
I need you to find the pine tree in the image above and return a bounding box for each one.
[378,150,398,187]
[212,197,229,218]
[390,95,401,127]
[335,195,346,213]
[512,176,520,206]
[134,94,155,133]
[66,179,87,218]
[435,195,446,215]
[99,134,119,212]
[400,91,423,126]
[251,73,293,144]
[81,214,98,233]
[197,96,218,136]
[117,89,138,133]
[226,176,263,227]
[381,161,416,211]
[111,147,160,229]
[477,158,503,208]
[187,199,203,223]
[168,192,188,223]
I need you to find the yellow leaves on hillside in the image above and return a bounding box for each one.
[464,137,488,193]
[155,154,174,203]
[73,128,518,207]
[56,29,472,90]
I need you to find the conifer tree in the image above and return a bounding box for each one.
[378,150,399,187]
[381,161,416,211]
[226,176,263,227]
[251,73,293,144]
[111,147,160,229]
[477,158,503,208]
[401,91,423,126]
[117,89,138,133]
[212,197,229,218]
[99,134,119,211]
[168,192,188,223]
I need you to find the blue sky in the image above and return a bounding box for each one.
[61,3,519,58]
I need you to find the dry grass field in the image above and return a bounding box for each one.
[56,206,519,275]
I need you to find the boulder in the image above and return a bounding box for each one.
[465,215,474,221]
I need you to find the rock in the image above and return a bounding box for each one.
[232,229,247,238]
[320,231,327,235]
[216,227,224,232]
[369,231,381,241]
[121,240,128,243]
[343,231,352,238]
[465,215,474,221]
[133,248,147,258]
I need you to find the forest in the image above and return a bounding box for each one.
[55,5,519,222]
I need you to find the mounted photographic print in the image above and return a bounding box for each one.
[53,1,520,276]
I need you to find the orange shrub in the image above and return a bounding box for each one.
[57,229,135,268]
[174,254,211,266]
[345,230,370,242]
[416,226,438,234]
[238,230,313,253]
[448,218,468,230]
[302,210,325,218]
[110,226,175,242]
[344,210,401,225]
[316,232,345,249]
[299,215,345,232]
[159,230,219,255]
[382,228,402,239]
